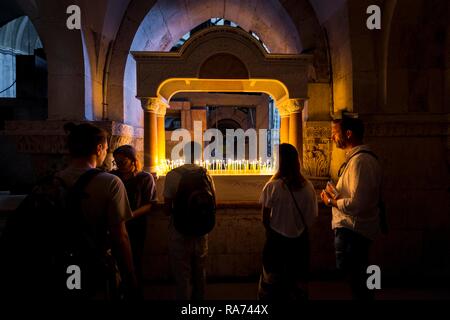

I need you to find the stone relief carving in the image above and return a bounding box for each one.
[301,119,449,178]
[302,122,331,178]
[4,120,144,156]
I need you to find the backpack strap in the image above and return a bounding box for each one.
[283,179,308,233]
[338,150,378,177]
[65,168,103,225]
[65,169,105,252]
[72,168,103,194]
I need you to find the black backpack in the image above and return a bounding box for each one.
[0,169,119,300]
[172,166,216,237]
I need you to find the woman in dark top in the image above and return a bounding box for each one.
[111,145,156,297]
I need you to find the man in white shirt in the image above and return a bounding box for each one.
[321,116,382,300]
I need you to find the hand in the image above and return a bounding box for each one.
[320,190,330,206]
[325,184,337,199]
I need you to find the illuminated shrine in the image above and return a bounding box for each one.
[1,0,448,293]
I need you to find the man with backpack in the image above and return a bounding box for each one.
[163,141,216,300]
[320,116,384,300]
[0,122,137,300]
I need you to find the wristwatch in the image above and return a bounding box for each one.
[328,198,332,206]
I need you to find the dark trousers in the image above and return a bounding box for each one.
[334,227,374,300]
[258,228,309,301]
[126,215,147,298]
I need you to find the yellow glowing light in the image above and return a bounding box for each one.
[155,158,276,176]
[157,78,290,105]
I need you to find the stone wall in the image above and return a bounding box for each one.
[363,115,450,281]
[143,203,334,281]
[1,120,143,192]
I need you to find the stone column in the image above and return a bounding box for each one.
[280,115,290,144]
[141,97,167,173]
[157,105,167,165]
[289,112,302,152]
[281,99,306,164]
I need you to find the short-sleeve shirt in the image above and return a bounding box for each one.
[57,166,133,248]
[110,171,157,211]
[260,178,318,238]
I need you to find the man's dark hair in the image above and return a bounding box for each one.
[333,117,365,141]
[64,122,108,157]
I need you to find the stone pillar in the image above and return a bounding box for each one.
[141,97,168,173]
[280,99,306,162]
[289,112,302,154]
[157,106,167,164]
[280,115,290,144]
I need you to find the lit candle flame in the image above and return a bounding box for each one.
[156,158,275,176]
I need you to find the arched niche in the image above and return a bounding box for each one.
[108,0,320,127]
[132,26,312,172]
[132,26,312,106]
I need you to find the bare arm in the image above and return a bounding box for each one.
[132,203,152,219]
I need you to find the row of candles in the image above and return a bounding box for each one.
[156,158,276,175]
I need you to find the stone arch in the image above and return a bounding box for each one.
[2,0,133,121]
[0,16,43,98]
[107,0,325,128]
[133,27,311,172]
[133,27,312,104]
[21,2,88,120]
[78,0,134,121]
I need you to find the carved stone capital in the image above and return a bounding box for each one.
[278,98,307,116]
[156,103,167,116]
[141,97,168,115]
